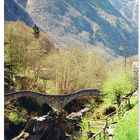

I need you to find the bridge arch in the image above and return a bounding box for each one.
[4,91,55,110]
[5,89,101,111]
[61,89,101,109]
[15,96,53,115]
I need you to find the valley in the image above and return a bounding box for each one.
[4,0,138,140]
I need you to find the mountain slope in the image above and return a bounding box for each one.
[109,0,138,24]
[4,0,34,26]
[5,0,138,55]
[25,0,138,55]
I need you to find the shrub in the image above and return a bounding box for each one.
[85,100,95,111]
[102,71,135,107]
[5,107,28,125]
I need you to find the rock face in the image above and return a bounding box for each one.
[12,111,74,140]
[25,0,138,55]
[16,0,28,8]
[109,0,138,23]
[5,117,25,140]
[4,0,34,26]
[5,0,138,55]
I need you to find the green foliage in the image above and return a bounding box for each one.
[85,100,95,111]
[74,114,105,140]
[102,72,135,102]
[5,106,28,125]
[114,102,138,140]
[75,116,91,140]
[8,112,22,125]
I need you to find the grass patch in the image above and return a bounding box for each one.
[73,113,106,140]
[114,99,138,140]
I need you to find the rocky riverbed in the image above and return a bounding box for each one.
[8,108,90,140]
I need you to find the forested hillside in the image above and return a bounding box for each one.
[5,21,55,92]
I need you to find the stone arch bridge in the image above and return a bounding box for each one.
[5,89,101,111]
